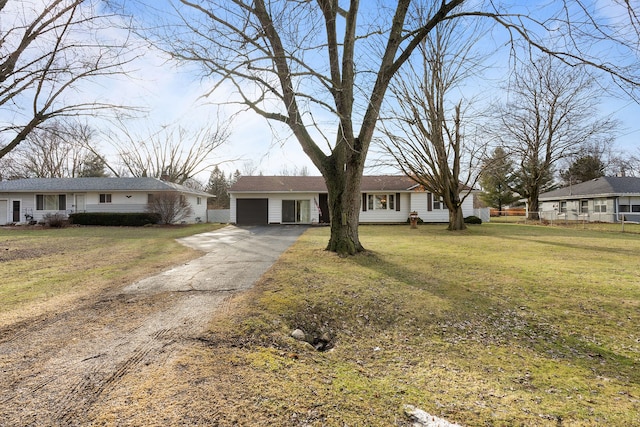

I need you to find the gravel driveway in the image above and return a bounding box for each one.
[0,225,306,426]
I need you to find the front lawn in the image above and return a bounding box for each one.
[0,223,224,325]
[109,223,640,426]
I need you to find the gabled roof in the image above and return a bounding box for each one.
[539,176,640,200]
[229,175,420,193]
[0,177,213,197]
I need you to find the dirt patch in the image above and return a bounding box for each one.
[0,239,57,262]
[0,284,231,426]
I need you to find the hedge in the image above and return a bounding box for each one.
[464,215,483,224]
[69,212,161,227]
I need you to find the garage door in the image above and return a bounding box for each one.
[236,198,268,225]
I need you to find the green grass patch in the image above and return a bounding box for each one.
[188,223,640,426]
[0,223,224,323]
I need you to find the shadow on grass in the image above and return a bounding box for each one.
[351,249,640,385]
[495,233,639,258]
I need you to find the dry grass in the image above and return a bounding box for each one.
[0,224,224,326]
[105,223,640,426]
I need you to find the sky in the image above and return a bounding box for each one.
[105,0,640,182]
[102,50,640,182]
[3,0,640,182]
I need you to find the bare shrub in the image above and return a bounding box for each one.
[146,192,194,224]
[43,213,68,228]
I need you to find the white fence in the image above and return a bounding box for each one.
[473,208,491,223]
[207,209,230,223]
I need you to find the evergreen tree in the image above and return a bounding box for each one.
[78,154,108,177]
[560,155,605,185]
[206,166,230,209]
[479,148,519,215]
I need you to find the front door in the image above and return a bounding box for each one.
[12,200,20,222]
[318,194,329,223]
[75,194,85,212]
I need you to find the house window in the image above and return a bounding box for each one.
[633,205,640,213]
[594,199,607,213]
[433,196,442,210]
[368,194,395,210]
[580,200,588,214]
[282,200,310,223]
[99,194,112,203]
[619,204,630,213]
[196,197,202,205]
[560,201,567,213]
[36,194,66,210]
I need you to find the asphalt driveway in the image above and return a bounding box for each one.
[0,225,307,426]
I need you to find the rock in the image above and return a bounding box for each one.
[291,328,306,341]
[312,332,333,351]
[403,404,463,427]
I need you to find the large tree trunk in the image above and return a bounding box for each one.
[325,183,363,255]
[527,187,540,220]
[322,155,365,256]
[447,204,467,231]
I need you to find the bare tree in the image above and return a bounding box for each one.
[131,0,640,254]
[146,191,194,224]
[0,119,100,178]
[498,55,618,219]
[279,165,311,176]
[378,14,486,231]
[240,160,260,177]
[610,151,640,177]
[0,0,138,160]
[102,120,230,184]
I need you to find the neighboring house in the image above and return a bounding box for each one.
[228,175,477,225]
[538,176,640,223]
[0,177,212,225]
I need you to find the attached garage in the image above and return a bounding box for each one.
[228,175,476,225]
[236,198,268,225]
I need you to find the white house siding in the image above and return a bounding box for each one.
[461,196,475,220]
[617,196,640,222]
[359,192,475,223]
[271,192,320,224]
[409,192,429,220]
[186,194,208,223]
[84,192,147,214]
[82,192,206,223]
[229,193,238,223]
[0,192,37,223]
[407,192,475,223]
[540,198,619,223]
[231,191,475,225]
[359,193,410,223]
[0,191,205,224]
[230,192,321,224]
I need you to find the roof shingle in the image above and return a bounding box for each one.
[0,177,212,197]
[539,176,640,199]
[229,175,419,192]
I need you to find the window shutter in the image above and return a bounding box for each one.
[396,193,401,211]
[427,193,433,211]
[362,193,367,211]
